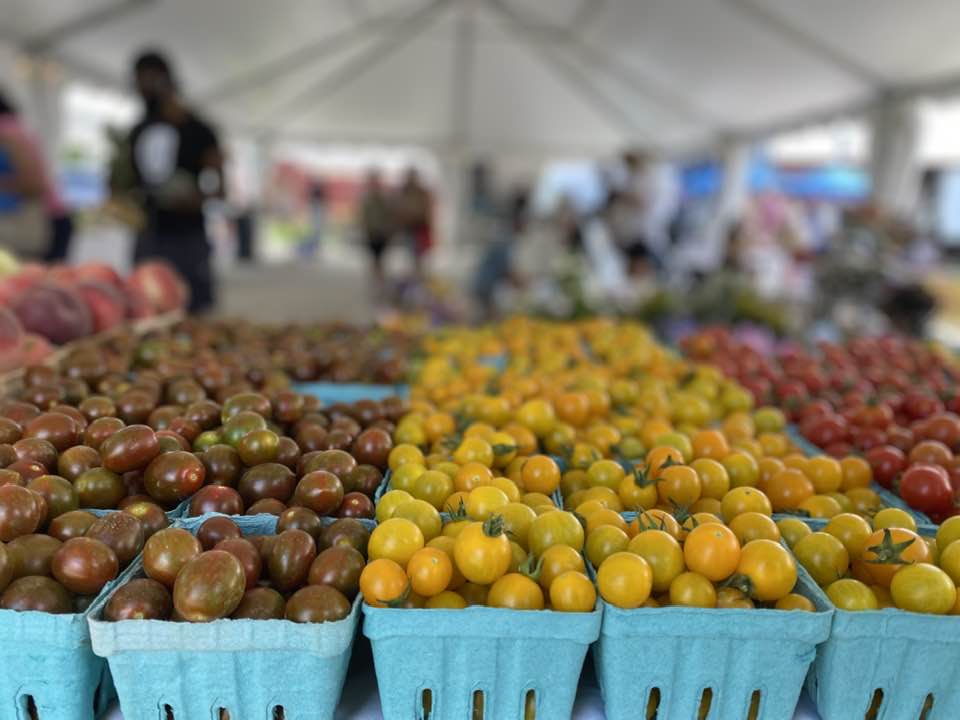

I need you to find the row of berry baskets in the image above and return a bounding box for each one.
[1,510,954,720]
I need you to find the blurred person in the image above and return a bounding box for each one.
[358,169,393,299]
[472,187,529,318]
[303,177,327,258]
[0,88,70,260]
[581,191,631,301]
[393,168,432,275]
[610,149,681,270]
[126,50,223,313]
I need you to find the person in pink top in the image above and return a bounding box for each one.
[0,87,71,260]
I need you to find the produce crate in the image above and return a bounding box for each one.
[797,520,960,720]
[0,602,116,720]
[88,514,365,720]
[293,381,409,404]
[363,603,602,720]
[0,507,124,720]
[592,563,832,720]
[786,425,933,525]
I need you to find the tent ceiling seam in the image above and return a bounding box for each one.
[489,0,721,132]
[718,0,884,88]
[198,2,437,104]
[486,0,650,142]
[260,0,452,134]
[449,0,478,148]
[23,0,157,52]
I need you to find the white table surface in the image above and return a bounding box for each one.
[102,637,823,719]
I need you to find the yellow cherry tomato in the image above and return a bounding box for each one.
[597,552,653,609]
[550,571,597,612]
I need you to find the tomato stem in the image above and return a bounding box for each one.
[518,553,544,581]
[865,528,916,565]
[382,581,412,608]
[482,514,506,538]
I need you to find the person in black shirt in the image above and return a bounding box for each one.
[127,50,223,312]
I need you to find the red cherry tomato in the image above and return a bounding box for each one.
[865,445,907,489]
[854,403,894,430]
[886,426,915,453]
[851,427,887,452]
[899,464,954,515]
[801,415,848,449]
[921,413,960,450]
[903,392,944,422]
[909,440,953,467]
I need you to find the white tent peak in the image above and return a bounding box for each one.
[4,0,960,155]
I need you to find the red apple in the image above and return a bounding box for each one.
[74,280,127,333]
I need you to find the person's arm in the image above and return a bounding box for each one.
[0,131,46,197]
[200,137,225,201]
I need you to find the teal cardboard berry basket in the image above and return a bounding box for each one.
[88,513,370,720]
[363,602,601,720]
[592,561,832,720]
[0,509,125,720]
[795,518,960,720]
[293,381,408,404]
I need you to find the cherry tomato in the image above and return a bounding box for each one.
[735,539,797,601]
[793,532,849,587]
[538,544,585,591]
[360,558,409,607]
[900,464,954,515]
[715,586,754,609]
[668,571,716,608]
[839,456,872,490]
[487,573,544,610]
[453,517,512,585]
[406,547,452,597]
[826,578,878,611]
[872,507,917,533]
[859,528,931,587]
[777,518,812,548]
[890,564,956,614]
[627,529,684,593]
[528,511,584,557]
[720,487,772,522]
[597,552,652,608]
[549,571,596,612]
[368,518,425,567]
[909,440,953,467]
[865,445,906,489]
[425,590,467,609]
[766,469,814,512]
[683,524,740,582]
[522,455,561,496]
[775,593,815,612]
[728,512,780,545]
[824,513,873,560]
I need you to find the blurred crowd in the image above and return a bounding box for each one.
[460,151,943,338]
[0,47,948,337]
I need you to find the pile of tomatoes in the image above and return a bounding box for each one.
[683,328,960,521]
[781,510,960,615]
[361,503,596,612]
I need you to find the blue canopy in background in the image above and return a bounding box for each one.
[681,155,869,201]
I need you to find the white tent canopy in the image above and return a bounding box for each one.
[4,0,960,158]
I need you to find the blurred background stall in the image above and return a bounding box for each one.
[1,0,960,341]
